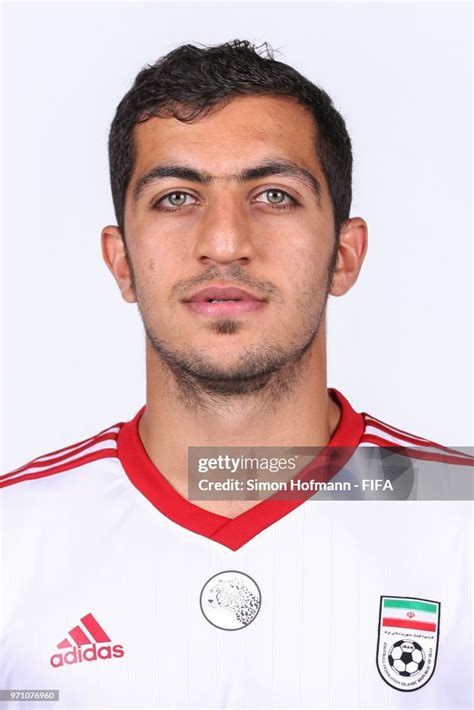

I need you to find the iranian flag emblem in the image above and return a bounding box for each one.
[376,596,440,691]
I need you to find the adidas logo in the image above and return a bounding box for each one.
[50,613,124,668]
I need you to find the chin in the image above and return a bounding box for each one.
[196,349,247,370]
[195,331,258,351]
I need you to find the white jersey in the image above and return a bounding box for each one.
[1,388,472,710]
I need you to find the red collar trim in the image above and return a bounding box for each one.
[117,388,365,550]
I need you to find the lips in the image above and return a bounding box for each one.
[182,285,267,317]
[184,286,264,303]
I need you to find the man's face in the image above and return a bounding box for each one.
[118,96,339,394]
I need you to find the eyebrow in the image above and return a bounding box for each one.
[131,159,322,204]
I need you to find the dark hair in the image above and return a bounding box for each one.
[108,40,352,239]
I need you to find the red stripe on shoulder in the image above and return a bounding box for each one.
[363,412,474,462]
[0,449,119,488]
[361,433,474,467]
[363,415,439,447]
[1,422,122,481]
[2,431,119,481]
[14,423,121,467]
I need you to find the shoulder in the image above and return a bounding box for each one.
[360,410,473,467]
[0,421,122,490]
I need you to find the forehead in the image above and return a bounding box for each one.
[130,95,322,183]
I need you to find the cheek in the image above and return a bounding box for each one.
[282,240,328,284]
[263,213,332,259]
[130,230,174,285]
[131,253,165,309]
[135,253,158,286]
[132,221,191,274]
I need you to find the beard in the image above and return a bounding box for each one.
[128,249,337,406]
[141,314,322,401]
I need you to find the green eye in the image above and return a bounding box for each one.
[154,191,196,211]
[255,189,296,208]
[167,192,188,206]
[266,190,286,204]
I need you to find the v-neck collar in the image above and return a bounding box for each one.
[117,388,365,550]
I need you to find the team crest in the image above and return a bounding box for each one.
[200,570,261,630]
[376,596,440,691]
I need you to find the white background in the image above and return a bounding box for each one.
[2,0,472,471]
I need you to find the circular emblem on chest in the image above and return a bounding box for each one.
[200,570,262,630]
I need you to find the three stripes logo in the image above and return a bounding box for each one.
[50,613,124,668]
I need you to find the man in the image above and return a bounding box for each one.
[1,40,472,709]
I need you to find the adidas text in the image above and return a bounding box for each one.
[50,644,124,667]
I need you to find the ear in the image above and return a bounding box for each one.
[329,217,368,297]
[101,225,136,303]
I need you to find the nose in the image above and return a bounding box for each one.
[192,193,255,267]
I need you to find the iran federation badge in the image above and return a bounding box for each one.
[376,596,440,691]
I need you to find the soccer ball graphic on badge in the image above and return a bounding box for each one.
[388,639,426,676]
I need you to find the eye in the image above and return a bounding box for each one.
[255,189,296,208]
[153,191,197,211]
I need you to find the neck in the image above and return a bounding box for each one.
[138,323,342,494]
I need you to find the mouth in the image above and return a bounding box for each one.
[182,285,268,317]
